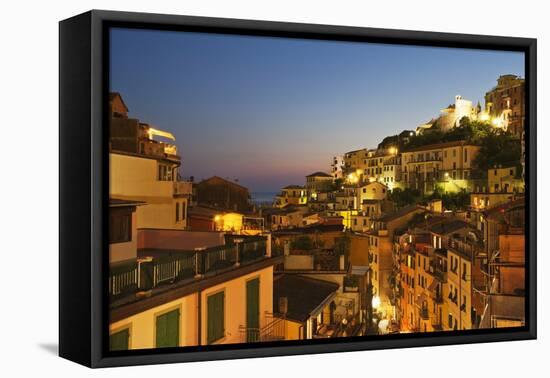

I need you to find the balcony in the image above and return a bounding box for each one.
[173,181,193,196]
[239,314,286,343]
[109,237,270,302]
[343,276,360,292]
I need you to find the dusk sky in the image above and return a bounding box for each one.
[110,28,524,193]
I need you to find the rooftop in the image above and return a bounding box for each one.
[428,219,470,235]
[306,171,332,178]
[273,274,339,323]
[109,198,145,207]
[403,140,478,153]
[374,205,423,223]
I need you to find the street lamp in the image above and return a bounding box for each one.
[372,295,381,310]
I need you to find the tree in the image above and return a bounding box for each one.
[388,188,421,208]
[473,132,521,176]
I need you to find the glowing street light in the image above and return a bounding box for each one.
[372,296,381,309]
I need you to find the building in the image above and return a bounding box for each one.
[305,172,334,198]
[438,95,479,131]
[484,74,525,138]
[331,156,345,179]
[187,205,264,235]
[274,185,308,208]
[367,205,425,319]
[401,140,481,194]
[356,181,388,205]
[273,274,340,340]
[195,176,252,213]
[470,167,524,211]
[429,220,482,331]
[273,230,363,338]
[109,93,192,230]
[109,199,143,264]
[109,232,282,349]
[269,205,311,230]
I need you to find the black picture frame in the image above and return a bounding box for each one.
[59,9,537,368]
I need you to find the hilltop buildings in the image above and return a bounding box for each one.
[108,71,526,348]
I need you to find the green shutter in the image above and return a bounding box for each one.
[207,292,225,344]
[110,328,129,351]
[246,278,260,342]
[156,309,180,348]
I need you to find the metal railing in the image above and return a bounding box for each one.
[109,237,269,302]
[109,260,138,298]
[240,315,286,343]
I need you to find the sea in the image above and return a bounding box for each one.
[251,192,278,206]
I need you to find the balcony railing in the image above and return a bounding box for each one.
[109,260,138,300]
[239,314,286,343]
[109,237,270,302]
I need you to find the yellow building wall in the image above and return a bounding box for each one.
[219,213,244,232]
[109,293,198,349]
[285,319,304,340]
[200,266,274,345]
[109,211,138,263]
[110,152,184,229]
[110,266,274,349]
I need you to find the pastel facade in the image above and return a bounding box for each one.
[401,141,481,194]
[109,232,281,350]
[274,185,308,208]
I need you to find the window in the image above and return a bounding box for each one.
[181,202,186,220]
[246,279,260,342]
[158,164,173,181]
[110,211,131,244]
[110,328,130,351]
[156,309,180,347]
[464,148,468,163]
[453,149,456,157]
[207,291,225,344]
[176,202,180,222]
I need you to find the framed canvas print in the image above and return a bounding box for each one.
[59,10,536,368]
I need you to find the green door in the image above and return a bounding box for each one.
[110,328,129,351]
[246,278,260,342]
[156,309,180,348]
[207,292,225,344]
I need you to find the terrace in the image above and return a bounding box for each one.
[109,235,279,305]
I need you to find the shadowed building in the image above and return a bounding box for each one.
[196,176,252,213]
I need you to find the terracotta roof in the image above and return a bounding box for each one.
[109,92,129,111]
[198,176,249,191]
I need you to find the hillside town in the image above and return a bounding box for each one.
[108,74,526,350]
